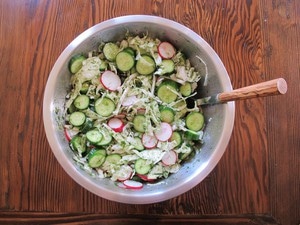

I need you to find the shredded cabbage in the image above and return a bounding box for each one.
[64,33,207,185]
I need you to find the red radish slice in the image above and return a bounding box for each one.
[100,70,121,91]
[154,122,173,142]
[162,150,178,166]
[117,165,133,182]
[116,182,127,189]
[142,134,158,149]
[137,174,156,182]
[108,117,125,132]
[64,128,72,142]
[158,42,176,59]
[123,180,143,190]
[122,95,138,106]
[64,128,79,142]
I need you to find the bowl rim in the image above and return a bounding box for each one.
[43,15,235,204]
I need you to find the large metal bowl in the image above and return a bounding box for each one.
[43,15,235,204]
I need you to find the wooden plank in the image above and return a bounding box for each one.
[200,0,270,214]
[259,0,300,225]
[0,212,280,225]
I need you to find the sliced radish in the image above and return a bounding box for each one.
[123,180,143,190]
[122,95,138,107]
[154,122,173,142]
[158,42,176,59]
[162,150,178,166]
[108,117,125,133]
[116,165,133,182]
[142,134,158,149]
[137,174,156,182]
[116,182,127,189]
[100,70,121,91]
[64,128,79,142]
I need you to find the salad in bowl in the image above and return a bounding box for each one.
[64,33,206,189]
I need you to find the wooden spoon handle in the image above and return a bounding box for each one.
[218,78,287,103]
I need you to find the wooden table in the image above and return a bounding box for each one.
[0,0,299,224]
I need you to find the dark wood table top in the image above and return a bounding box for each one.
[0,0,299,224]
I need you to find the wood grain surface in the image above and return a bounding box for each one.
[0,0,299,225]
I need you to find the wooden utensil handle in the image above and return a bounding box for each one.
[219,78,287,102]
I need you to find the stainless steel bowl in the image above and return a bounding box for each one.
[43,15,235,204]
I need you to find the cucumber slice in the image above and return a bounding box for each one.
[185,112,204,131]
[70,135,87,153]
[160,59,175,75]
[116,51,135,72]
[94,97,115,117]
[136,55,156,75]
[103,42,119,61]
[74,95,90,110]
[135,158,151,175]
[133,115,146,132]
[97,149,107,156]
[105,154,122,164]
[80,82,90,94]
[173,99,188,119]
[67,103,76,114]
[156,81,178,103]
[162,79,179,89]
[173,99,188,120]
[133,137,144,151]
[69,111,86,127]
[96,129,113,146]
[68,54,86,74]
[88,149,106,168]
[179,149,193,161]
[170,131,182,147]
[179,82,192,97]
[99,60,108,71]
[130,66,137,74]
[86,129,103,144]
[80,119,93,134]
[185,129,201,141]
[123,47,135,56]
[159,106,175,123]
